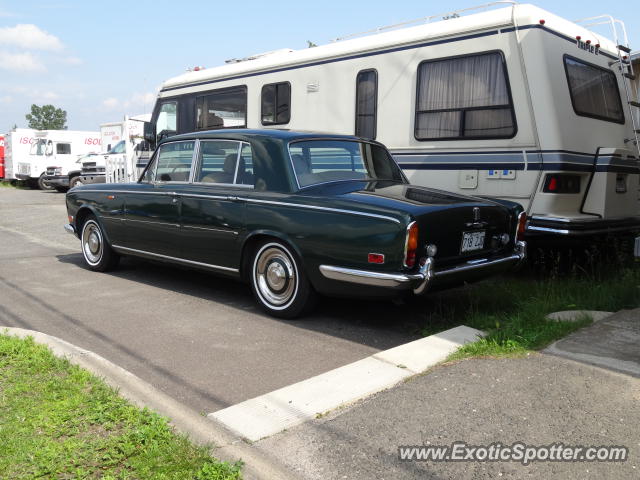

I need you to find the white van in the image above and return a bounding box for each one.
[142,2,640,241]
[17,130,100,189]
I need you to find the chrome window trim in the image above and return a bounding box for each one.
[153,139,198,185]
[111,245,239,272]
[286,138,405,190]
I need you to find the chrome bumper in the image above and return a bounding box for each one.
[319,241,526,294]
[64,223,76,235]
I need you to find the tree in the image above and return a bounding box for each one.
[25,104,67,130]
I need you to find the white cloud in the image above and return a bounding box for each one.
[60,56,82,65]
[102,97,119,109]
[0,10,16,18]
[0,51,44,72]
[0,95,12,103]
[37,91,59,101]
[102,92,156,111]
[0,24,63,51]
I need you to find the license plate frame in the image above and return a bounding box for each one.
[460,230,486,253]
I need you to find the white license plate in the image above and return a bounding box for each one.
[461,231,486,253]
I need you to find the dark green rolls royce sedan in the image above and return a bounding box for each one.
[64,130,526,318]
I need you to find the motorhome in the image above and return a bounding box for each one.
[142,2,640,242]
[3,129,37,182]
[17,130,100,189]
[79,115,151,185]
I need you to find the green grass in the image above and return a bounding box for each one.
[419,266,640,360]
[0,334,242,480]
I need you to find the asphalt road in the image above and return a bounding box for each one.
[258,353,640,479]
[0,187,426,414]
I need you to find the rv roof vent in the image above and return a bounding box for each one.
[225,48,294,64]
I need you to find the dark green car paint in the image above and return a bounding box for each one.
[66,130,523,298]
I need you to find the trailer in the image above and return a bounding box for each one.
[3,129,37,182]
[0,135,4,179]
[142,2,640,242]
[16,130,100,190]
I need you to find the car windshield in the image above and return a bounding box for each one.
[289,140,405,188]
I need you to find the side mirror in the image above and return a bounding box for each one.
[143,122,156,149]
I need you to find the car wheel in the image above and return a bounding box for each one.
[37,173,54,190]
[250,240,316,319]
[69,176,82,188]
[80,215,120,272]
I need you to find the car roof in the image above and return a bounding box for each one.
[161,129,375,145]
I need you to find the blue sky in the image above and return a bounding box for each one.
[0,0,638,133]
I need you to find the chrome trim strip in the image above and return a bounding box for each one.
[124,218,180,227]
[239,197,401,224]
[72,190,400,223]
[111,245,239,273]
[179,193,229,201]
[526,225,570,235]
[182,224,239,235]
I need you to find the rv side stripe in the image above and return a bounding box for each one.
[394,151,639,173]
[161,24,618,93]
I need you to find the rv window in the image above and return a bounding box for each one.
[155,141,195,182]
[415,52,516,140]
[261,82,291,125]
[56,143,71,155]
[196,86,247,129]
[355,70,377,139]
[157,102,178,135]
[564,56,624,124]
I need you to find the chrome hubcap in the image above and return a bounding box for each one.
[82,222,103,265]
[255,246,296,307]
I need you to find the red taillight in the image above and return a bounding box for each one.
[517,212,527,241]
[404,222,419,268]
[543,174,581,193]
[368,253,385,264]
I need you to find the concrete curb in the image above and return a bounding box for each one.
[1,327,298,480]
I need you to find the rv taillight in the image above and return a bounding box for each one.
[516,212,527,241]
[539,19,545,25]
[404,222,419,268]
[543,174,581,194]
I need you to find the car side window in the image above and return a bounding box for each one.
[155,141,196,182]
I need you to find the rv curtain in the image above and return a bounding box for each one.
[564,57,624,123]
[416,52,515,139]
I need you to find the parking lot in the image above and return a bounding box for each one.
[0,187,430,414]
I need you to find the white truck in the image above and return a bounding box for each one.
[79,115,151,185]
[2,129,37,182]
[16,130,100,190]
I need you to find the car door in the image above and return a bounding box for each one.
[178,139,250,271]
[123,140,196,257]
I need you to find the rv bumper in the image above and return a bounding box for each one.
[14,174,31,180]
[319,241,526,294]
[526,215,640,237]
